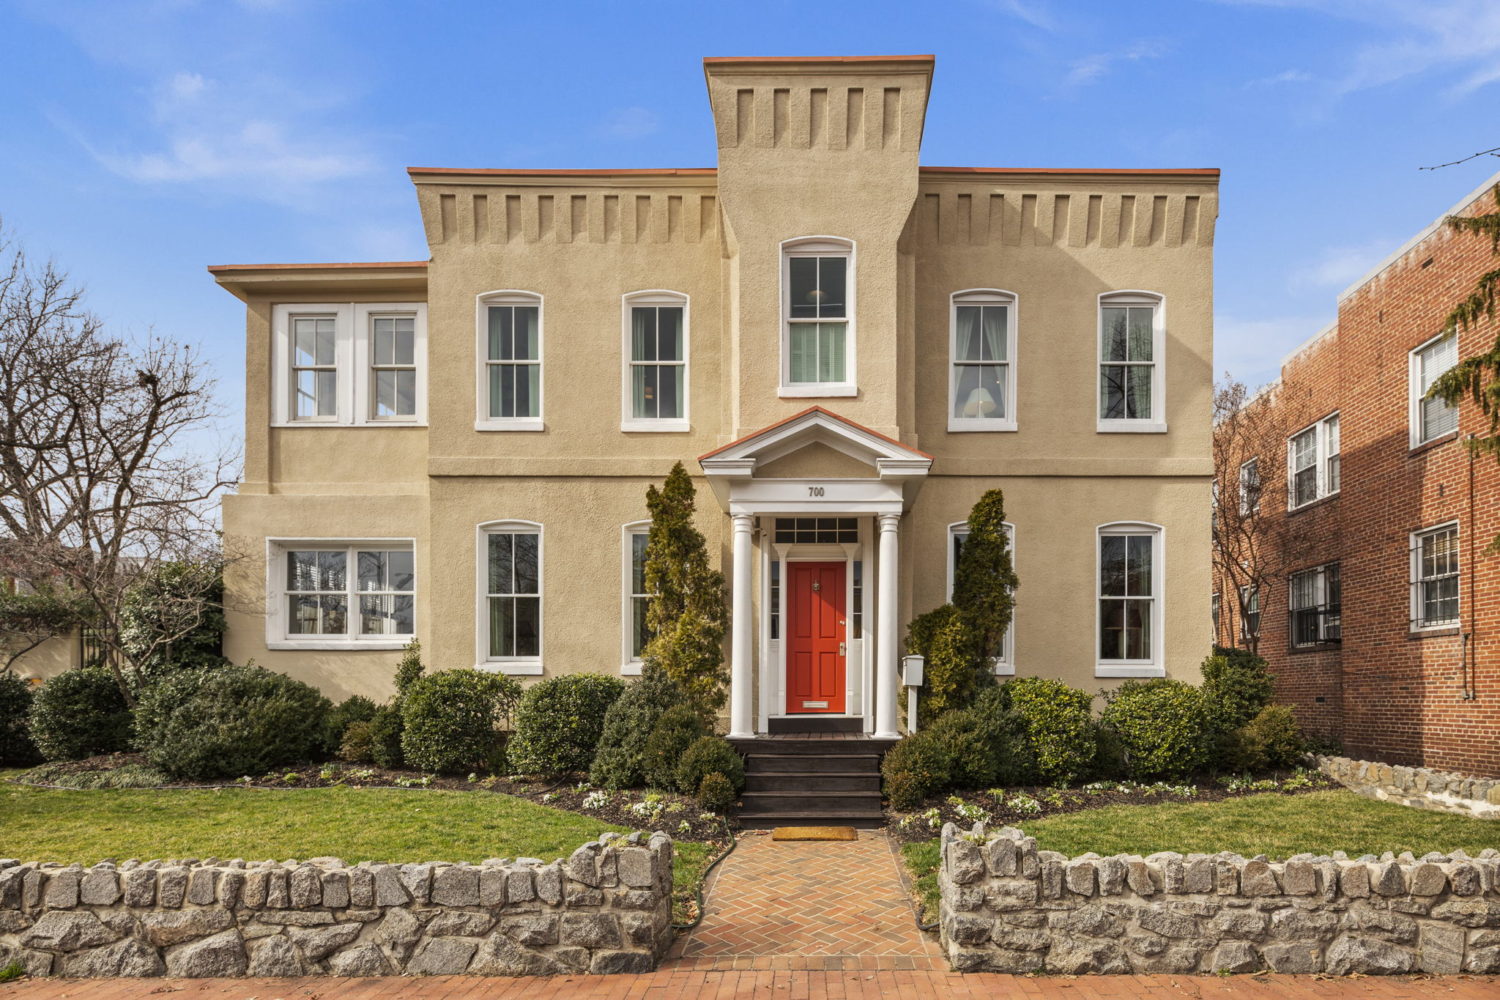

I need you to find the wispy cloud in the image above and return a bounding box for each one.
[1064,39,1169,88]
[1215,311,1332,384]
[1245,68,1313,88]
[986,0,1056,31]
[598,106,661,141]
[1289,238,1396,292]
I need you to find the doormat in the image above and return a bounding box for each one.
[771,826,858,842]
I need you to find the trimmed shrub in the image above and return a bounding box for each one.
[135,665,332,779]
[905,604,988,729]
[1101,678,1212,780]
[922,709,998,790]
[641,704,709,790]
[508,673,626,776]
[1202,646,1275,733]
[0,672,40,766]
[1228,705,1306,772]
[338,720,375,763]
[322,695,379,758]
[677,736,745,796]
[1002,677,1097,786]
[589,667,690,789]
[28,667,133,761]
[881,729,955,810]
[697,771,736,812]
[970,687,1030,787]
[368,704,405,770]
[401,669,523,774]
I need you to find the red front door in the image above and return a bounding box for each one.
[786,562,846,714]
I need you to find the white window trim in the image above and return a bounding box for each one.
[1408,331,1459,448]
[1096,291,1168,434]
[948,289,1019,433]
[1238,458,1260,517]
[1095,521,1166,677]
[475,290,544,432]
[1286,412,1340,510]
[946,520,1016,675]
[779,236,857,397]
[1238,583,1260,641]
[264,536,416,650]
[476,520,544,675]
[1409,520,1461,632]
[621,520,650,675]
[620,291,690,433]
[271,304,428,427]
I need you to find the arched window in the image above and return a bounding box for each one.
[476,290,542,430]
[949,289,1018,431]
[781,236,855,396]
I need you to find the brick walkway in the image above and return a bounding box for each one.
[667,829,943,970]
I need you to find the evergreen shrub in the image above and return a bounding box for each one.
[28,667,133,761]
[1100,678,1212,779]
[401,669,522,774]
[676,736,745,796]
[590,668,690,789]
[508,673,625,776]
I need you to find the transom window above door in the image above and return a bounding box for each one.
[773,518,858,544]
[622,291,689,432]
[949,290,1018,432]
[782,237,855,397]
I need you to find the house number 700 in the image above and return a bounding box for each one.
[807,486,825,497]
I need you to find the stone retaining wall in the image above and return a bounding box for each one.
[1315,754,1500,819]
[938,822,1500,975]
[0,831,673,977]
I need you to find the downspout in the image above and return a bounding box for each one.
[1463,436,1478,700]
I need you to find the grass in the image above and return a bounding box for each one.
[900,789,1500,921]
[0,776,719,922]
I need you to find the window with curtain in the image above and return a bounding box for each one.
[628,301,685,421]
[291,315,338,419]
[1099,302,1157,421]
[485,302,540,420]
[784,243,851,387]
[282,544,414,641]
[1098,528,1157,664]
[950,292,1014,428]
[1412,332,1458,445]
[486,529,541,660]
[1412,524,1459,628]
[369,315,416,419]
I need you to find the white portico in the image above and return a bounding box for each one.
[698,407,931,739]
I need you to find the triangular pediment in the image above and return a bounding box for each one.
[755,441,877,480]
[698,406,931,468]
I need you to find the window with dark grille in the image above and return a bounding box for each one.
[1289,563,1340,647]
[1412,524,1459,628]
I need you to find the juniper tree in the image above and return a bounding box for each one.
[642,462,728,713]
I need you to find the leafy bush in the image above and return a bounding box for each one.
[905,604,989,729]
[117,561,229,685]
[322,695,378,758]
[921,709,999,790]
[970,687,1031,787]
[676,736,745,796]
[641,704,709,790]
[1100,679,1212,780]
[590,667,690,789]
[508,673,625,776]
[401,669,523,774]
[28,667,133,761]
[338,720,375,763]
[1226,705,1306,772]
[0,672,40,766]
[1202,646,1275,733]
[881,729,955,810]
[134,665,332,779]
[368,704,405,769]
[1002,677,1097,786]
[697,771,736,812]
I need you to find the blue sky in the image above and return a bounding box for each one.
[3,0,1499,445]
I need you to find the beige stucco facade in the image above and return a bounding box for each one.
[213,55,1217,727]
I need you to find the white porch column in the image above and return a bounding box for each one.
[874,512,901,738]
[729,513,755,738]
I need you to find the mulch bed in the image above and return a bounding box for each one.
[13,753,731,842]
[885,772,1338,845]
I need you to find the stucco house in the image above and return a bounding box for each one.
[210,55,1218,751]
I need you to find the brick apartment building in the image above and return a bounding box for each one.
[1213,172,1500,777]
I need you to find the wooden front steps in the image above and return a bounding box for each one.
[729,729,899,829]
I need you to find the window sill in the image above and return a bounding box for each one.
[475,419,544,432]
[1409,430,1459,456]
[1096,663,1165,678]
[475,660,544,676]
[1409,625,1461,639]
[621,661,643,676]
[621,419,690,433]
[267,639,411,651]
[949,419,1018,433]
[991,662,1015,677]
[1287,492,1340,515]
[1289,642,1341,654]
[273,422,429,429]
[779,384,858,398]
[1097,421,1168,434]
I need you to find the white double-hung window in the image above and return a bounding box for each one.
[269,540,415,649]
[1287,413,1340,509]
[1410,332,1459,447]
[782,237,855,396]
[1411,523,1460,630]
[622,292,688,431]
[477,292,542,430]
[947,521,1016,674]
[1097,523,1164,676]
[1098,292,1166,433]
[479,521,542,674]
[272,303,427,425]
[949,290,1018,432]
[622,522,651,674]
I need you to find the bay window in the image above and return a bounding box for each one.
[272,304,426,426]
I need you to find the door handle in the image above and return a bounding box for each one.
[839,642,846,657]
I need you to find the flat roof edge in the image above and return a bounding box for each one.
[407,167,717,178]
[921,166,1220,177]
[207,261,428,274]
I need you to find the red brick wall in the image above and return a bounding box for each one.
[1214,183,1500,777]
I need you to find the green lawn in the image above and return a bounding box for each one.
[901,789,1500,921]
[0,778,716,922]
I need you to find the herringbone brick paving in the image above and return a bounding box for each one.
[665,828,943,970]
